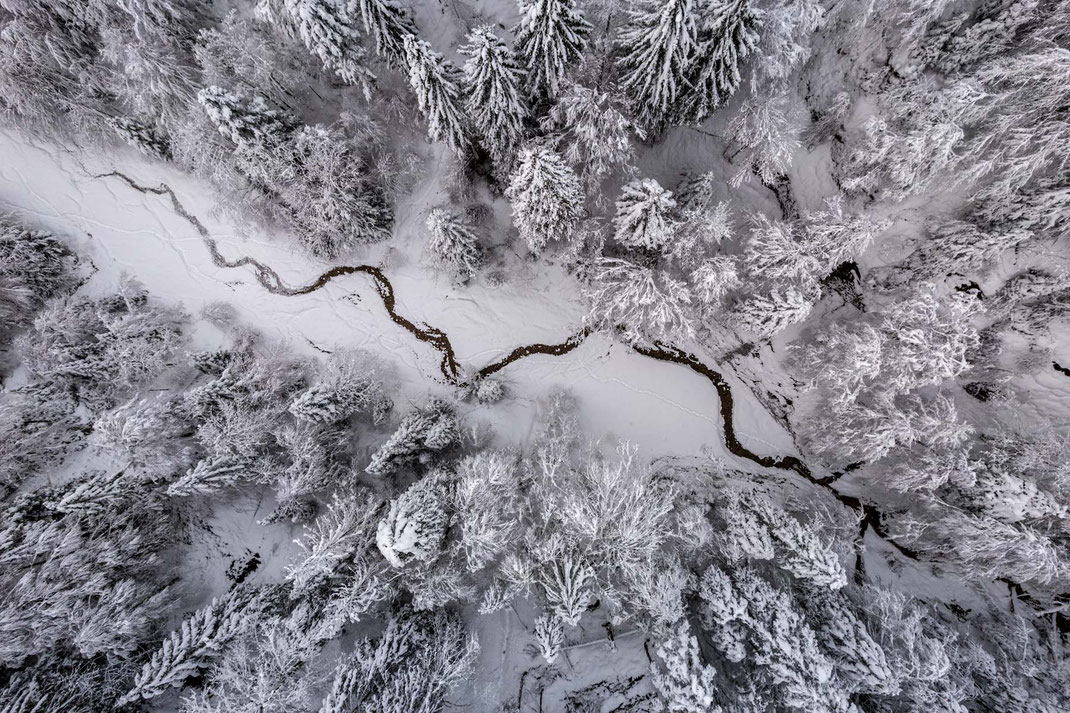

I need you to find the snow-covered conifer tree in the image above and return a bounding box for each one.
[289,349,385,424]
[505,144,584,253]
[167,454,249,496]
[197,86,296,147]
[615,0,696,128]
[365,399,457,476]
[119,586,260,704]
[282,0,374,93]
[404,35,470,153]
[539,553,595,626]
[715,493,774,561]
[684,0,760,123]
[732,569,850,713]
[376,472,450,567]
[512,0,592,98]
[348,0,416,65]
[613,178,678,251]
[108,117,171,160]
[769,517,848,590]
[732,285,816,338]
[809,594,898,695]
[651,621,721,713]
[691,256,741,306]
[319,608,477,713]
[697,566,750,662]
[0,220,72,336]
[460,26,527,165]
[425,208,483,280]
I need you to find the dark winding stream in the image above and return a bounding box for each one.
[98,172,1067,623]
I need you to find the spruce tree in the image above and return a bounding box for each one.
[403,35,470,153]
[118,586,260,705]
[684,0,760,124]
[283,0,375,93]
[512,0,592,99]
[613,178,678,251]
[197,86,295,147]
[460,26,527,165]
[505,144,584,253]
[348,0,416,66]
[426,208,483,280]
[615,0,696,129]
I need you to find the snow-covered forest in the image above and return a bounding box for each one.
[1,0,1069,710]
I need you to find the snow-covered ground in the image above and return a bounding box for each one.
[0,127,798,466]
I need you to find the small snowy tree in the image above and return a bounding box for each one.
[732,285,817,339]
[365,399,457,476]
[108,116,171,160]
[532,614,564,663]
[460,26,527,165]
[613,178,678,251]
[727,93,804,186]
[376,472,450,567]
[404,35,470,153]
[425,208,483,280]
[540,553,595,626]
[512,0,592,98]
[506,144,584,253]
[691,256,741,307]
[684,0,761,123]
[197,85,295,147]
[451,450,523,572]
[651,621,722,713]
[615,0,696,128]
